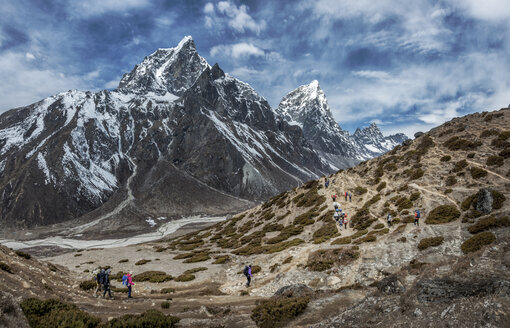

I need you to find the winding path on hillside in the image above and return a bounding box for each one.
[408,183,460,211]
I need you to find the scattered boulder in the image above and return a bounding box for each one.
[0,291,30,328]
[414,132,424,138]
[476,188,493,214]
[417,278,510,303]
[377,275,405,294]
[273,284,313,298]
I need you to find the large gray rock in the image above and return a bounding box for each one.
[0,291,30,328]
[377,275,405,294]
[476,188,493,214]
[417,278,510,303]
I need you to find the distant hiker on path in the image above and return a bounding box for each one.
[325,179,329,188]
[387,213,392,227]
[333,210,340,226]
[343,213,348,229]
[93,269,102,297]
[244,265,253,287]
[123,271,135,298]
[331,194,337,201]
[102,268,113,299]
[349,193,352,202]
[414,209,420,226]
[332,201,340,210]
[344,192,348,201]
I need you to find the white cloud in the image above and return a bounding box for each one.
[352,70,392,81]
[68,0,151,18]
[0,52,90,112]
[210,42,265,58]
[104,79,120,89]
[203,1,266,34]
[457,0,510,20]
[25,52,35,60]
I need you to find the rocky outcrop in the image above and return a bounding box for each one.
[0,291,29,328]
[476,188,493,214]
[273,284,314,298]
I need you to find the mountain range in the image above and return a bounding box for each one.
[0,36,406,231]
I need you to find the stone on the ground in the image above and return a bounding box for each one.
[273,284,313,298]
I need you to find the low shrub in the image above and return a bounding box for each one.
[351,208,375,230]
[160,288,175,294]
[282,256,293,264]
[312,222,338,243]
[262,222,284,232]
[79,280,96,291]
[426,205,461,224]
[374,223,384,229]
[20,298,101,328]
[480,129,500,138]
[0,262,12,273]
[111,287,128,293]
[376,181,387,192]
[353,235,377,244]
[445,176,457,186]
[408,168,424,180]
[175,273,195,282]
[103,310,180,328]
[15,250,31,259]
[212,256,230,264]
[409,192,420,202]
[396,197,413,212]
[452,159,468,172]
[183,253,210,263]
[241,290,250,296]
[351,229,368,239]
[491,190,506,209]
[444,136,482,151]
[251,296,310,328]
[118,259,129,263]
[440,155,451,162]
[184,267,208,274]
[135,259,151,266]
[460,232,496,254]
[331,236,351,245]
[417,236,444,250]
[266,239,304,254]
[354,186,368,195]
[467,216,510,234]
[486,156,504,167]
[161,302,170,309]
[461,194,477,211]
[133,271,173,283]
[500,147,510,158]
[398,237,407,242]
[445,188,453,194]
[307,248,360,271]
[470,167,488,179]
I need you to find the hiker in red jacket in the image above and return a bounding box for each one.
[331,194,337,201]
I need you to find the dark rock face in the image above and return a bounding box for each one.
[0,291,30,328]
[417,278,510,303]
[377,275,405,294]
[0,37,330,229]
[477,188,494,214]
[273,284,314,298]
[414,132,425,138]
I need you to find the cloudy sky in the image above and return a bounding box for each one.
[1,0,509,136]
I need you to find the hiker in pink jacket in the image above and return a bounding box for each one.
[127,271,135,298]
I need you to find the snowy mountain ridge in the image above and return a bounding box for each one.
[276,80,407,163]
[0,36,405,232]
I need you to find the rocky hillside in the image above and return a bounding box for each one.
[12,107,507,327]
[0,36,407,233]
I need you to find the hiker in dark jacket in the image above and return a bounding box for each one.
[93,268,102,297]
[244,265,253,287]
[102,268,113,299]
[349,193,352,202]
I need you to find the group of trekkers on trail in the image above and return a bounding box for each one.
[332,199,349,229]
[330,192,352,203]
[92,268,134,299]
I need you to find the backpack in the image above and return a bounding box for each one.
[98,272,105,284]
[122,274,128,286]
[416,210,421,218]
[243,266,249,277]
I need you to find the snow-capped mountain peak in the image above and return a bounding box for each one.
[117,35,209,96]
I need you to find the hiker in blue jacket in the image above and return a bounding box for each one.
[244,265,253,287]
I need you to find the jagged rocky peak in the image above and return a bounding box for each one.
[117,35,210,96]
[276,80,335,127]
[354,122,384,140]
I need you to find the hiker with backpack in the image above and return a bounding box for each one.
[343,213,348,229]
[122,271,135,298]
[331,194,337,201]
[344,192,348,201]
[332,201,340,210]
[94,268,104,297]
[325,179,329,188]
[102,268,113,299]
[387,213,392,227]
[349,193,352,202]
[244,265,253,287]
[414,209,420,226]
